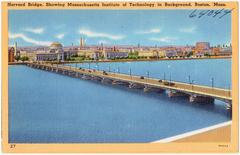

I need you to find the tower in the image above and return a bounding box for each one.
[14,41,20,57]
[101,42,104,51]
[80,37,84,49]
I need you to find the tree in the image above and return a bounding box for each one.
[20,56,29,62]
[15,55,20,62]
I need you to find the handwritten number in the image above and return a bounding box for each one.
[189,9,233,19]
[219,9,233,19]
[198,10,209,18]
[213,9,224,17]
[189,9,197,18]
[207,10,214,16]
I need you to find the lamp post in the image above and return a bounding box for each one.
[211,77,214,89]
[95,64,99,71]
[117,67,120,73]
[108,66,111,72]
[188,75,191,84]
[169,73,172,87]
[146,71,150,82]
[191,80,195,90]
[164,72,166,81]
[129,68,132,79]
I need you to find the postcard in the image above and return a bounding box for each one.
[2,1,239,153]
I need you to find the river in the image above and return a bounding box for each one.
[9,58,231,143]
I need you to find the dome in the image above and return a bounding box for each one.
[50,42,63,48]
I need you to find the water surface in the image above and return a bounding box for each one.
[9,59,231,143]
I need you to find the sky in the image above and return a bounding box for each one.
[8,9,231,47]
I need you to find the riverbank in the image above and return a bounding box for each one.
[54,55,232,64]
[8,55,231,65]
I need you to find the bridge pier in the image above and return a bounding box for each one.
[189,94,214,104]
[91,76,103,81]
[129,83,145,89]
[81,74,92,80]
[112,80,129,86]
[143,86,164,93]
[167,90,189,98]
[101,78,113,84]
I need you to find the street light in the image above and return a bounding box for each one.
[129,68,132,79]
[146,71,150,82]
[211,77,214,89]
[108,66,111,72]
[146,71,150,79]
[169,73,172,87]
[118,67,120,73]
[113,69,115,76]
[191,80,195,90]
[188,75,191,84]
[163,72,166,80]
[95,64,99,71]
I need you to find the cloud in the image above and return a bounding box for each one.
[149,37,177,43]
[179,26,196,33]
[136,28,161,34]
[24,27,44,34]
[9,32,51,46]
[55,33,65,39]
[79,28,124,40]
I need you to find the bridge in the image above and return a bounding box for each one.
[26,62,232,107]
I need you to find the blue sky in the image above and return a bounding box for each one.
[8,10,231,47]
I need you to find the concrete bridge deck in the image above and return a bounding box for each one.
[27,62,232,104]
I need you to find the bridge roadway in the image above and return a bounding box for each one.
[27,62,232,104]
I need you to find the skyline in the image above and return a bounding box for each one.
[9,9,231,47]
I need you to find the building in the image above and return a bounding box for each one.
[103,51,128,59]
[103,46,128,59]
[36,42,65,61]
[14,42,20,57]
[80,37,85,49]
[165,50,177,57]
[195,42,210,55]
[196,42,210,50]
[218,46,232,56]
[8,47,15,62]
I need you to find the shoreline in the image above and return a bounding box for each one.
[8,56,231,65]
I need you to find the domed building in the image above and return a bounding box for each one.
[36,42,78,62]
[49,42,63,51]
[36,42,65,61]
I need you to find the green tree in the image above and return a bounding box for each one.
[20,56,29,62]
[15,55,20,62]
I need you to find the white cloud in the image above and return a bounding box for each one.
[55,33,65,39]
[24,27,44,34]
[136,28,161,34]
[9,32,51,46]
[179,26,196,33]
[79,28,124,40]
[150,37,177,43]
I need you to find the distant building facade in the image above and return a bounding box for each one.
[8,47,15,62]
[36,42,77,61]
[195,42,210,56]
